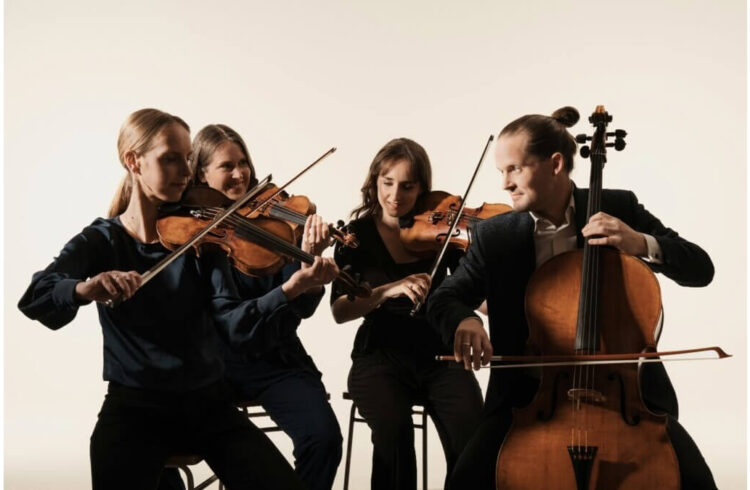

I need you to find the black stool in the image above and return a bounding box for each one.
[236,399,286,433]
[342,391,428,490]
[164,399,291,490]
[164,455,221,490]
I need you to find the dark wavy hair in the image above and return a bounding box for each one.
[351,138,432,219]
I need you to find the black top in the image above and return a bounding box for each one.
[18,217,295,392]
[331,215,458,361]
[223,262,324,374]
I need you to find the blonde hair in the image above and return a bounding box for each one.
[107,108,190,217]
[190,124,258,188]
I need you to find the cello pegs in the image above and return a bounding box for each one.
[580,146,591,158]
[606,130,628,139]
[614,139,626,151]
[575,134,590,144]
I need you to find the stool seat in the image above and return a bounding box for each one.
[235,399,264,409]
[237,392,330,406]
[343,391,425,407]
[165,455,203,466]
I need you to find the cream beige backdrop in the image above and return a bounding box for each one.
[5,0,745,488]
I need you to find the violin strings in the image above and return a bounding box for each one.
[266,203,308,224]
[249,203,350,245]
[201,207,314,263]
[199,207,360,293]
[239,199,308,225]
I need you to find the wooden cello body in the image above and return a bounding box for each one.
[495,107,681,489]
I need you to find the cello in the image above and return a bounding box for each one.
[494,106,681,489]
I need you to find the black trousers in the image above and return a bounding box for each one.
[446,405,717,490]
[348,350,484,490]
[224,357,343,490]
[90,381,305,490]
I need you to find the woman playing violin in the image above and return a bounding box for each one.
[17,109,307,490]
[182,124,343,490]
[330,137,483,490]
[427,107,717,489]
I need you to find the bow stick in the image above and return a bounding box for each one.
[436,345,731,369]
[410,135,494,316]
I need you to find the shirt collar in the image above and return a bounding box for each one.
[529,191,576,233]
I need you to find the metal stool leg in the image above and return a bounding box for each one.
[194,475,219,490]
[421,410,428,490]
[343,402,357,490]
[176,465,195,490]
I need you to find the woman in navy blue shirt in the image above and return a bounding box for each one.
[182,124,343,490]
[18,109,319,490]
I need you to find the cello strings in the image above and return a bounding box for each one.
[586,144,605,449]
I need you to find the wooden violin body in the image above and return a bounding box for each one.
[399,190,512,255]
[245,183,359,248]
[157,187,297,277]
[244,184,314,239]
[156,186,371,298]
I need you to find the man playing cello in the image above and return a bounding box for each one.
[427,106,716,490]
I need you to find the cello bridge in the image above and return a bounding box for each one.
[567,388,606,407]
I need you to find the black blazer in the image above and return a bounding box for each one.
[427,186,714,415]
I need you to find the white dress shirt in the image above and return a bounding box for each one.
[530,194,663,269]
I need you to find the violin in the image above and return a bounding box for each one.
[494,106,680,489]
[104,149,346,308]
[398,190,512,256]
[156,185,371,299]
[244,183,359,248]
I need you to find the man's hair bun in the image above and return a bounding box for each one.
[551,107,580,127]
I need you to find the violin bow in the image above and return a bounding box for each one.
[410,135,494,316]
[436,345,731,369]
[107,147,337,307]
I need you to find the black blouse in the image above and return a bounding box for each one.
[331,215,458,361]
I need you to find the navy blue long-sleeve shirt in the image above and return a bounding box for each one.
[18,217,299,392]
[223,263,324,373]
